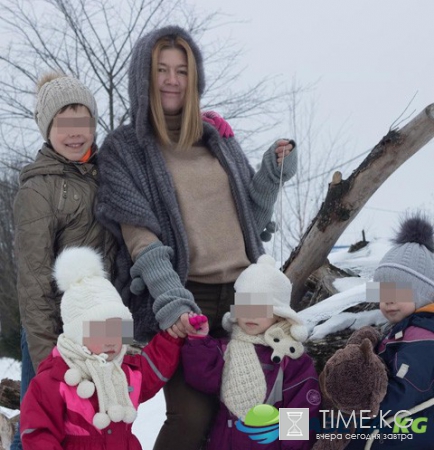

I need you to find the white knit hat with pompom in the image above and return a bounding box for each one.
[223,254,308,342]
[54,247,136,429]
[55,246,132,345]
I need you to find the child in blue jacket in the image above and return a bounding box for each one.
[346,214,434,450]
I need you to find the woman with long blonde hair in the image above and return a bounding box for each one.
[97,25,297,450]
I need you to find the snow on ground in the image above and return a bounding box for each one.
[329,238,392,279]
[299,240,391,339]
[0,240,392,447]
[333,276,365,292]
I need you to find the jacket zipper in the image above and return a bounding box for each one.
[58,180,67,211]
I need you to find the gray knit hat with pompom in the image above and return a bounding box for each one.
[373,214,434,309]
[35,73,98,141]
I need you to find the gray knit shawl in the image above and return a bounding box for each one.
[96,26,264,340]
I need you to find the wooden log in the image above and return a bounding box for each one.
[0,379,20,411]
[284,104,434,309]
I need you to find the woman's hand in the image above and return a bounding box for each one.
[275,139,296,166]
[166,312,197,338]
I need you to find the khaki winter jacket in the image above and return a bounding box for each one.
[13,144,117,372]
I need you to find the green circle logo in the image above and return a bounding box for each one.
[244,404,279,427]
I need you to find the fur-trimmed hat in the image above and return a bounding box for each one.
[223,254,307,342]
[55,247,132,346]
[373,214,434,309]
[35,73,98,141]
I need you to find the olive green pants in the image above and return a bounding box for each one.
[153,280,235,450]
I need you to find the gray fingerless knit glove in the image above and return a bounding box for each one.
[259,140,298,184]
[130,241,200,330]
[249,141,298,234]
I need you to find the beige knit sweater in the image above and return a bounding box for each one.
[122,114,250,284]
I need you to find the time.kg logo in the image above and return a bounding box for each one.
[279,408,310,441]
[236,405,310,444]
[235,404,280,444]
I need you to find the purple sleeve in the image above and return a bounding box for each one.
[181,335,226,395]
[281,355,321,450]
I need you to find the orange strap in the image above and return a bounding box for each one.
[79,147,92,163]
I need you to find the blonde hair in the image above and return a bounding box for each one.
[150,36,203,149]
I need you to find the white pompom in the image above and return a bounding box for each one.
[64,368,82,386]
[123,406,138,423]
[256,254,276,267]
[221,312,235,332]
[291,324,308,343]
[54,247,106,292]
[77,380,95,399]
[93,412,111,430]
[108,404,125,422]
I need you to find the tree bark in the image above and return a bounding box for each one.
[284,104,434,309]
[0,379,20,411]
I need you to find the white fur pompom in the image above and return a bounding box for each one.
[93,412,111,430]
[64,368,82,386]
[222,312,235,332]
[291,324,308,343]
[54,247,106,292]
[77,380,95,399]
[108,404,125,422]
[123,406,138,424]
[256,254,276,267]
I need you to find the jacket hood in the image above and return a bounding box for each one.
[128,25,205,134]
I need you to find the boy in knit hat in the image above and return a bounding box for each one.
[20,247,182,450]
[345,214,434,450]
[12,73,117,450]
[182,255,321,449]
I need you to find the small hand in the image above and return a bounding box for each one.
[275,139,295,166]
[166,312,196,339]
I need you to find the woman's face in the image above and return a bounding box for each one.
[157,48,188,115]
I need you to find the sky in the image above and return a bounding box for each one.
[191,0,434,245]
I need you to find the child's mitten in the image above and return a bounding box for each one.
[188,314,209,338]
[201,111,234,138]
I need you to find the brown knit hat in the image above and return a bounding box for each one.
[35,73,98,141]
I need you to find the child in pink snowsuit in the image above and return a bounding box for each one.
[20,247,182,450]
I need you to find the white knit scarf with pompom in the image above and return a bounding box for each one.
[221,325,268,420]
[57,333,137,429]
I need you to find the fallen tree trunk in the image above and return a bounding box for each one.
[285,104,434,309]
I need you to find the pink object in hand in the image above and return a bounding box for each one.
[188,314,209,338]
[201,111,234,138]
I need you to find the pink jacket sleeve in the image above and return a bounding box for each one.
[138,332,183,402]
[21,376,65,450]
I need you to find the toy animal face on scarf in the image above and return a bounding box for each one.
[264,320,305,363]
